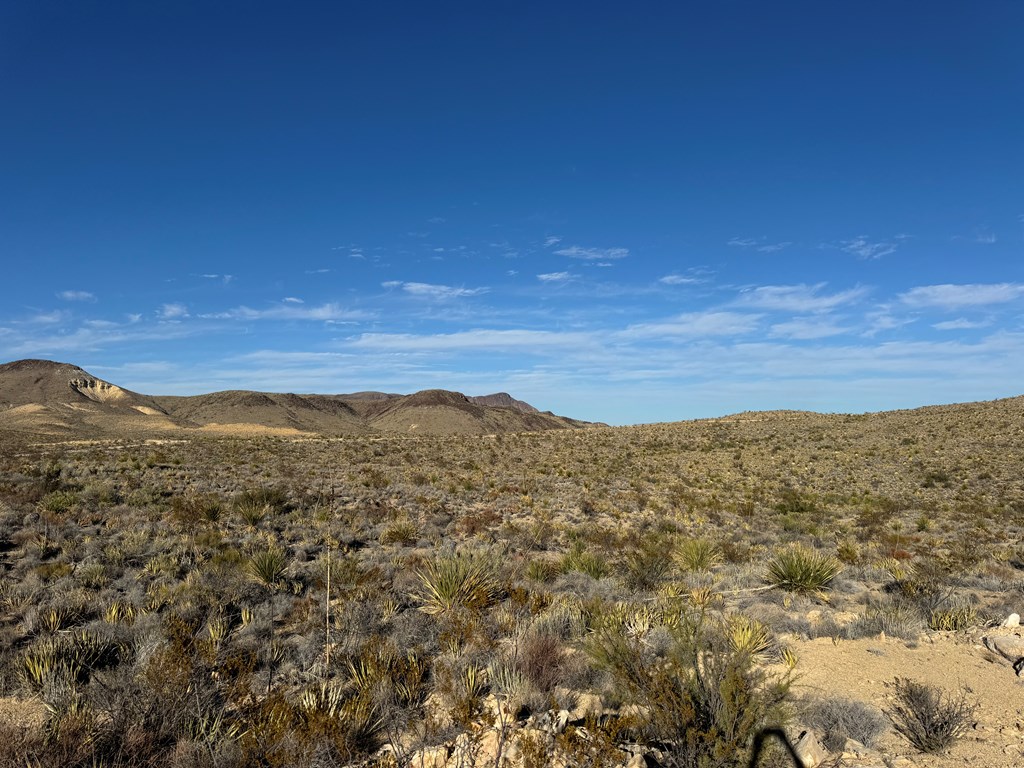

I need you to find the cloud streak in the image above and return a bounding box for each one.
[900,283,1024,309]
[554,245,629,260]
[736,283,869,313]
[382,281,488,299]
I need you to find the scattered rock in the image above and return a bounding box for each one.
[570,692,604,722]
[408,744,450,768]
[1003,613,1021,628]
[793,730,827,768]
[983,633,1024,665]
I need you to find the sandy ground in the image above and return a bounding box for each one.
[783,630,1024,765]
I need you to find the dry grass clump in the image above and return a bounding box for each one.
[801,694,888,751]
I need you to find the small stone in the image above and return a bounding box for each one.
[570,692,604,722]
[1004,613,1021,628]
[793,730,827,768]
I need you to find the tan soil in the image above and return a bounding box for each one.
[782,633,1024,765]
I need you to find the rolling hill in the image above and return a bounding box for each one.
[0,359,589,438]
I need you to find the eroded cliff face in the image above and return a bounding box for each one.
[70,377,129,403]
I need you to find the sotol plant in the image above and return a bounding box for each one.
[766,544,842,594]
[413,553,502,615]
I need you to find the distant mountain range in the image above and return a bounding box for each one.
[0,359,593,438]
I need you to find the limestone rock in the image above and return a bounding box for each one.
[408,745,450,768]
[1003,613,1021,628]
[570,692,604,723]
[793,730,827,768]
[983,633,1024,664]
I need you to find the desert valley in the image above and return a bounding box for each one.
[0,358,1021,767]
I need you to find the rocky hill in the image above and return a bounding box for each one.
[0,359,588,438]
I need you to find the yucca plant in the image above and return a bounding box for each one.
[248,547,288,589]
[726,614,773,660]
[379,520,420,546]
[560,543,609,579]
[675,538,723,573]
[413,553,502,615]
[928,602,977,632]
[766,544,842,594]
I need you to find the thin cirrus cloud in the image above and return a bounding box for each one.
[619,311,761,340]
[381,281,487,299]
[553,245,629,260]
[769,317,851,340]
[57,290,96,302]
[735,283,869,313]
[933,318,992,331]
[202,302,370,321]
[839,236,898,260]
[537,272,572,282]
[659,274,703,285]
[347,328,595,353]
[899,283,1024,309]
[726,238,791,253]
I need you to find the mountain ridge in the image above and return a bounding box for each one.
[0,359,591,438]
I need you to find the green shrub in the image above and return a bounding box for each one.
[885,678,976,753]
[622,540,673,590]
[587,611,791,766]
[40,490,78,514]
[766,544,842,594]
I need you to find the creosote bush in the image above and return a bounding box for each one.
[802,694,887,752]
[885,677,976,753]
[587,609,792,767]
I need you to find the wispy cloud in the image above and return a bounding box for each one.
[212,303,369,321]
[282,297,304,304]
[348,328,594,353]
[620,311,761,340]
[727,237,790,253]
[770,317,850,340]
[933,318,992,330]
[756,241,791,253]
[899,283,1024,309]
[839,236,898,260]
[659,274,703,285]
[381,281,487,299]
[537,272,572,282]
[736,283,869,313]
[57,290,96,302]
[554,245,629,260]
[158,303,189,319]
[201,274,234,283]
[543,236,562,247]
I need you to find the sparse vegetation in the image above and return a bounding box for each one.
[0,378,1021,765]
[885,677,977,753]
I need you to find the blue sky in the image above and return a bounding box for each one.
[2,2,1022,425]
